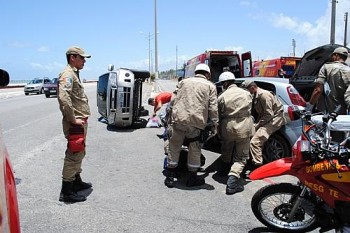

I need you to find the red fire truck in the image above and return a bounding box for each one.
[252,57,301,78]
[184,50,252,83]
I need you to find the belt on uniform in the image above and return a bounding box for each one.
[224,113,251,120]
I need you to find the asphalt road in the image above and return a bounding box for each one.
[0,80,323,233]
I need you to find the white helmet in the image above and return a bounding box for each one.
[218,71,235,83]
[195,63,211,74]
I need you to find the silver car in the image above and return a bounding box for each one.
[24,78,51,95]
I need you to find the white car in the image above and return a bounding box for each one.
[24,78,51,95]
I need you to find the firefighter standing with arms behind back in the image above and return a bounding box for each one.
[57,46,92,203]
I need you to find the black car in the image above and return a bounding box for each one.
[43,78,58,98]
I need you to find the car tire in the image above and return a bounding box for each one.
[262,133,290,163]
[40,88,44,94]
[25,93,29,96]
[45,94,50,98]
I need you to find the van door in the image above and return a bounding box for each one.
[241,51,252,77]
[97,73,109,117]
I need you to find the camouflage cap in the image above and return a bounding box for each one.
[240,80,255,89]
[66,46,91,58]
[332,47,348,56]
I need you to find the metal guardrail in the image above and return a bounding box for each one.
[0,80,97,89]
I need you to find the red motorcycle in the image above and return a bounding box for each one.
[250,107,350,233]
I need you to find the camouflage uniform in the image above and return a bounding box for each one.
[167,74,218,172]
[218,84,253,178]
[315,61,350,115]
[58,64,90,182]
[250,88,286,166]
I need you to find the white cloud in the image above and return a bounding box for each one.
[269,1,350,49]
[37,46,50,52]
[30,61,64,72]
[239,0,257,8]
[8,41,31,48]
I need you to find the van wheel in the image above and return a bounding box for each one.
[262,134,290,163]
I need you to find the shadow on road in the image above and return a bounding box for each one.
[161,169,215,191]
[97,117,148,131]
[248,227,278,233]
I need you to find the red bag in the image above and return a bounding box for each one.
[68,125,85,153]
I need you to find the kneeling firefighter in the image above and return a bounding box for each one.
[164,63,218,188]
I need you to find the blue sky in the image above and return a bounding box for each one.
[0,0,349,80]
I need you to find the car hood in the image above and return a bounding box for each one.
[43,84,57,88]
[291,43,349,80]
[25,84,42,87]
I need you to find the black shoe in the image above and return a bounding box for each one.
[157,134,164,139]
[197,167,206,172]
[164,177,175,188]
[186,172,205,187]
[164,168,176,188]
[59,192,86,202]
[73,174,92,192]
[59,181,86,202]
[226,175,244,195]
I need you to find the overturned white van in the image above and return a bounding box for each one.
[97,65,149,127]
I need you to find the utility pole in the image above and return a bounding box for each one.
[175,45,178,79]
[154,0,159,80]
[148,32,151,75]
[292,39,296,56]
[330,0,337,44]
[345,12,348,46]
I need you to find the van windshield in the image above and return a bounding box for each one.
[29,79,43,84]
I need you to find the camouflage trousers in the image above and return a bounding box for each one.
[221,137,250,178]
[167,123,201,172]
[61,119,88,182]
[250,123,280,166]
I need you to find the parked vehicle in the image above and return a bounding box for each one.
[253,56,301,78]
[0,69,21,232]
[43,78,58,98]
[290,44,350,101]
[206,77,306,163]
[24,77,51,95]
[249,107,350,233]
[184,50,252,83]
[97,65,149,128]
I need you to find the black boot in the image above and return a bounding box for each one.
[164,168,176,188]
[226,175,244,195]
[73,174,92,192]
[186,171,205,187]
[217,161,231,177]
[59,181,86,202]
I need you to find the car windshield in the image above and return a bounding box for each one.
[51,78,58,84]
[29,79,43,84]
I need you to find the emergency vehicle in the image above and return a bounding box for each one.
[252,57,301,78]
[184,50,252,83]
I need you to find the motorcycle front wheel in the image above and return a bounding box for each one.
[251,183,319,232]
